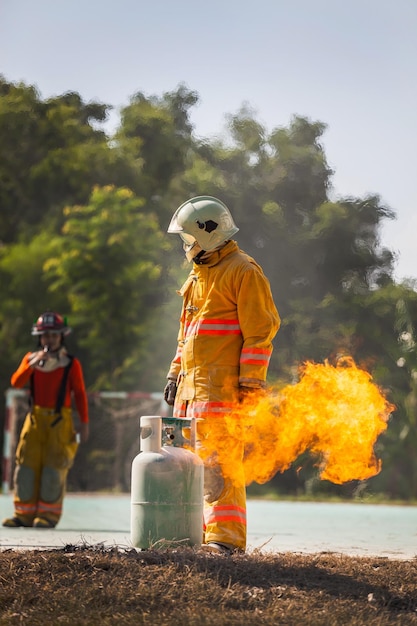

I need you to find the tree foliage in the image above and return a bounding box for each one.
[0,76,416,498]
[45,185,167,389]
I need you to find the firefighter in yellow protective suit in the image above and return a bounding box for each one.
[164,196,280,554]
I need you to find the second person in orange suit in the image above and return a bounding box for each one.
[2,311,89,529]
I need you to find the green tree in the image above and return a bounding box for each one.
[115,83,198,205]
[171,108,417,498]
[178,112,397,375]
[0,77,137,243]
[0,231,62,392]
[1,79,416,498]
[45,185,167,389]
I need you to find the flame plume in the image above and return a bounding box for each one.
[203,357,394,487]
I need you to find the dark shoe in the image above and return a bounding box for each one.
[33,517,56,528]
[2,516,26,528]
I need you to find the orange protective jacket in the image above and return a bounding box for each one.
[168,240,280,417]
[11,353,89,423]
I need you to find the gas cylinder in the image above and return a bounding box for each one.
[130,415,204,549]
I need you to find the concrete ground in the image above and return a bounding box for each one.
[1,494,416,559]
[0,493,131,550]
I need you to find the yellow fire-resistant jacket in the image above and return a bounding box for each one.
[168,240,280,417]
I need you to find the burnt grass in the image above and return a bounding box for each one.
[0,546,416,625]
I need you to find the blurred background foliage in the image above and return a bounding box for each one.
[1,76,416,499]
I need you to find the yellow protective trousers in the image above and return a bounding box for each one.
[13,406,79,526]
[195,418,247,551]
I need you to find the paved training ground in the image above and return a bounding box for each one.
[0,494,132,551]
[0,495,416,559]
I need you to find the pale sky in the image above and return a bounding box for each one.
[1,0,416,281]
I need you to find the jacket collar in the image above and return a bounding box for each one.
[193,240,238,268]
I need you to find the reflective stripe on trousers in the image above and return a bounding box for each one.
[13,406,78,525]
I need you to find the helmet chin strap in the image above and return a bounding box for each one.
[192,249,207,264]
[184,239,229,264]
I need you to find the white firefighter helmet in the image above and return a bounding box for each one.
[167,196,239,251]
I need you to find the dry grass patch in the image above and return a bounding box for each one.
[0,545,416,625]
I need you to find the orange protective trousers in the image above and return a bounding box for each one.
[194,419,247,551]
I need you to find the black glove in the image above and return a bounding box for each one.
[164,380,177,406]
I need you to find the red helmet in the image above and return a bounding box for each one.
[31,311,72,336]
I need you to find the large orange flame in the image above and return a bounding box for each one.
[201,357,394,487]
